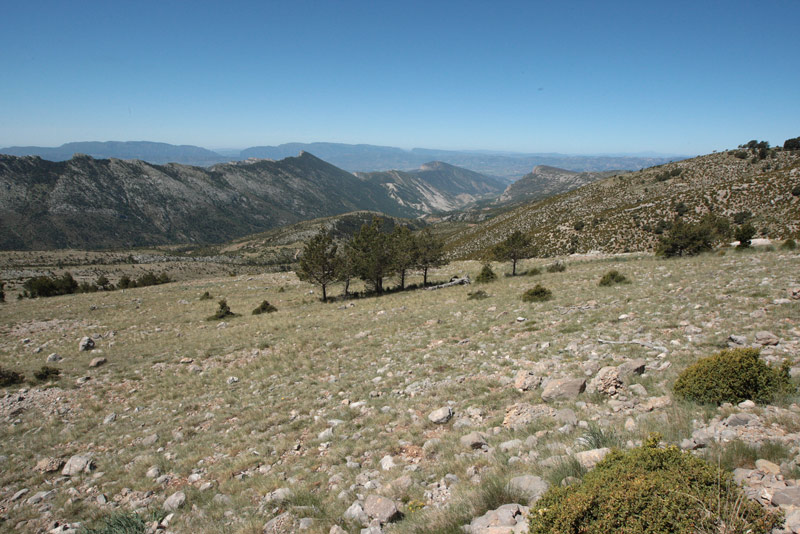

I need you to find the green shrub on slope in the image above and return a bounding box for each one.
[529,435,782,534]
[673,348,792,405]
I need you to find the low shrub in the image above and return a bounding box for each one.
[546,261,566,273]
[0,281,4,302]
[529,435,783,534]
[598,270,629,286]
[207,299,238,321]
[199,291,213,300]
[673,348,793,405]
[0,367,25,387]
[523,267,541,276]
[793,184,800,196]
[522,284,552,302]
[467,290,489,300]
[735,223,756,248]
[781,238,797,250]
[252,300,278,315]
[33,366,61,382]
[23,272,78,298]
[475,264,497,283]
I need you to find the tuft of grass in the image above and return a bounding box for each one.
[467,290,489,300]
[703,440,793,472]
[78,511,148,534]
[546,262,566,273]
[577,423,622,450]
[545,456,586,487]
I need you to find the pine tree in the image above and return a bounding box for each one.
[415,228,446,285]
[492,230,532,276]
[391,225,417,290]
[347,218,395,294]
[297,230,338,301]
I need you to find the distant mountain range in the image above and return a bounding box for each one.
[0,152,500,250]
[1,140,687,179]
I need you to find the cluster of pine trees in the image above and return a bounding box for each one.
[297,219,446,301]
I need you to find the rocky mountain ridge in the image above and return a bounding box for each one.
[497,165,625,204]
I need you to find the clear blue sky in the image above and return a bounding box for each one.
[2,0,798,155]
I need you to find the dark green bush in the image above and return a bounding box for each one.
[207,299,238,321]
[792,184,800,197]
[199,291,213,300]
[573,220,585,231]
[23,272,78,298]
[673,348,793,405]
[523,267,541,276]
[252,300,278,315]
[475,264,497,283]
[546,262,566,273]
[735,223,756,248]
[0,281,4,302]
[522,284,552,302]
[598,270,629,286]
[529,436,782,534]
[655,219,715,257]
[781,238,797,250]
[732,211,752,225]
[33,366,61,382]
[467,290,489,300]
[0,367,25,387]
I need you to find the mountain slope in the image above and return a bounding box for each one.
[354,161,505,214]
[0,152,417,250]
[446,149,800,259]
[498,165,625,204]
[0,141,229,166]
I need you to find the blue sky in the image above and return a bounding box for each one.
[1,0,798,155]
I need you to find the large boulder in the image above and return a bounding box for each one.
[62,454,94,476]
[541,378,585,402]
[513,370,542,391]
[78,337,95,351]
[617,359,646,378]
[163,491,186,511]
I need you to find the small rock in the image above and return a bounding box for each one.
[89,357,107,368]
[265,488,293,503]
[508,475,549,504]
[142,433,159,446]
[728,334,747,345]
[575,448,610,470]
[78,337,95,351]
[541,378,586,402]
[738,399,755,409]
[146,466,161,478]
[47,353,63,362]
[62,454,94,476]
[513,370,542,391]
[363,494,402,524]
[380,455,396,470]
[428,406,453,424]
[227,376,239,384]
[103,413,116,424]
[460,431,488,450]
[263,512,296,534]
[755,331,780,346]
[34,457,65,473]
[755,459,780,475]
[344,501,369,525]
[617,359,646,377]
[163,491,186,511]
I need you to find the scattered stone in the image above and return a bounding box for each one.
[62,454,94,476]
[460,431,488,450]
[318,427,334,440]
[89,357,107,368]
[738,399,756,409]
[142,433,159,446]
[265,487,293,503]
[227,376,239,384]
[146,466,161,478]
[541,378,586,402]
[428,406,453,424]
[513,370,542,391]
[755,331,780,346]
[35,457,65,473]
[575,448,610,470]
[11,488,29,501]
[344,501,368,526]
[380,455,396,470]
[588,367,622,396]
[363,494,402,524]
[78,337,95,351]
[728,334,747,346]
[617,359,646,377]
[502,403,552,429]
[465,503,529,534]
[27,490,54,505]
[508,475,549,504]
[47,353,63,362]
[103,413,116,424]
[163,491,186,511]
[755,459,781,475]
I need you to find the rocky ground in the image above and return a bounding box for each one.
[1,247,799,533]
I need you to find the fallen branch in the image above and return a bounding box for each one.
[425,276,471,290]
[597,338,668,353]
